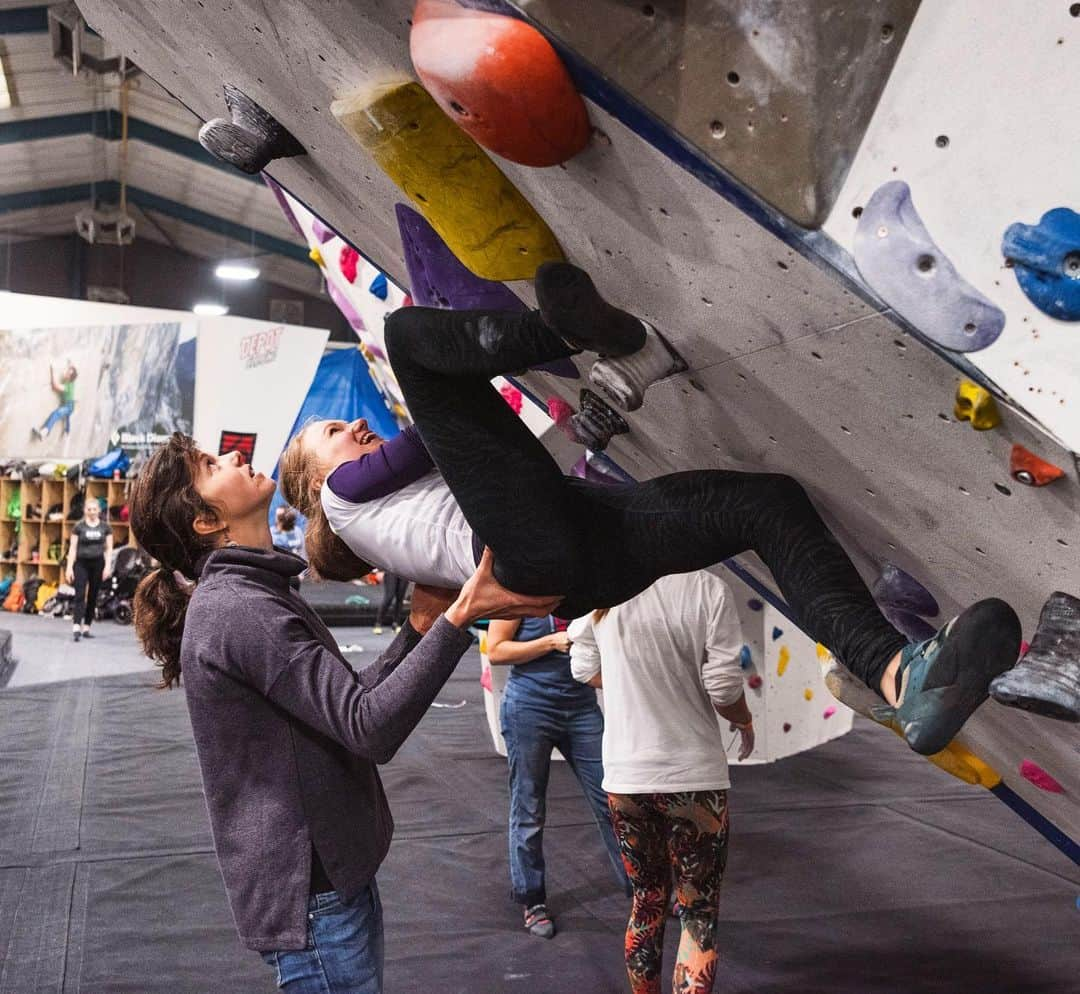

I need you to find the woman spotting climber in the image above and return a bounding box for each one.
[279,262,1024,758]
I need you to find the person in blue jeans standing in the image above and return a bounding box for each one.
[487,614,630,939]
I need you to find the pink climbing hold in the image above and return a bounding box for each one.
[480,666,493,693]
[403,293,414,307]
[823,706,837,719]
[547,395,574,425]
[1019,760,1064,794]
[1019,639,1030,658]
[340,245,360,284]
[747,675,763,690]
[500,384,523,414]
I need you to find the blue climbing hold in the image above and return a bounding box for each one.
[739,645,752,670]
[369,272,389,300]
[747,598,764,612]
[1002,208,1080,321]
[771,626,783,641]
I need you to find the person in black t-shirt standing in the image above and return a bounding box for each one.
[66,498,113,642]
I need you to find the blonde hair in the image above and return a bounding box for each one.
[278,430,371,581]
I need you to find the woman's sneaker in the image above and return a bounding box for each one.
[872,598,1021,755]
[523,903,555,939]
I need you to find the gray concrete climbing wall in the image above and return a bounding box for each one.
[75,0,1080,838]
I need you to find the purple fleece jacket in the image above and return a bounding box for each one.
[180,546,473,951]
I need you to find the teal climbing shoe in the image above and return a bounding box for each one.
[872,598,1021,755]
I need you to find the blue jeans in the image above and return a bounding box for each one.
[42,403,74,435]
[500,684,630,906]
[260,885,383,993]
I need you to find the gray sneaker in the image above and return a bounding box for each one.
[873,598,1021,755]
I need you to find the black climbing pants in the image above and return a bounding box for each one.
[375,572,409,628]
[384,306,908,693]
[72,557,104,627]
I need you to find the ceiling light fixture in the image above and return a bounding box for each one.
[215,261,260,281]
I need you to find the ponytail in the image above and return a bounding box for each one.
[279,430,370,581]
[134,568,192,688]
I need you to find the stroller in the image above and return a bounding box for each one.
[96,546,152,625]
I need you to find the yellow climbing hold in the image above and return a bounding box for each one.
[803,688,814,701]
[392,402,409,419]
[926,742,1001,788]
[331,80,564,281]
[479,634,488,655]
[953,379,1001,431]
[815,643,832,662]
[777,646,790,676]
[309,246,325,267]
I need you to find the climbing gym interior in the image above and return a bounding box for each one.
[0,2,1076,992]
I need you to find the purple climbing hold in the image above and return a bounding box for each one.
[263,175,305,239]
[739,645,752,669]
[771,626,783,641]
[326,282,364,332]
[395,204,578,379]
[747,599,764,612]
[881,605,937,643]
[369,272,389,300]
[570,453,626,486]
[873,563,940,618]
[311,218,335,244]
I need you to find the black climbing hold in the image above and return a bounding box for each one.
[199,84,305,174]
[569,389,629,453]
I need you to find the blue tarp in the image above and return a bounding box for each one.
[269,347,402,524]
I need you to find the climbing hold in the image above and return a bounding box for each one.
[772,626,783,641]
[570,453,626,486]
[1019,759,1065,794]
[311,218,335,244]
[872,562,940,618]
[309,246,325,268]
[1020,640,1030,658]
[926,742,1002,788]
[747,674,763,690]
[803,689,814,701]
[479,633,488,655]
[332,81,564,281]
[369,272,389,300]
[747,599,764,612]
[396,204,578,378]
[953,379,1001,430]
[198,84,305,174]
[410,0,590,167]
[823,706,837,719]
[881,607,937,643]
[853,181,1005,352]
[499,383,523,414]
[991,590,1080,722]
[739,645,752,670]
[815,643,832,662]
[402,294,414,307]
[547,395,574,425]
[569,389,630,452]
[782,722,792,733]
[480,665,492,692]
[777,646,790,676]
[326,282,365,332]
[1002,208,1080,321]
[340,246,360,284]
[1010,444,1065,487]
[263,175,305,238]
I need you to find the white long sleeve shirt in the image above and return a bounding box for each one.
[568,570,745,794]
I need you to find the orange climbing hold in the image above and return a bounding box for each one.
[1010,444,1065,487]
[410,0,590,167]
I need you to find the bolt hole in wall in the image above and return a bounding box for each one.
[916,254,936,274]
[935,134,950,148]
[727,70,740,86]
[710,120,726,139]
[994,484,1012,496]
[1072,2,1080,16]
[642,3,655,16]
[881,23,895,41]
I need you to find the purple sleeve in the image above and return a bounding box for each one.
[326,425,435,502]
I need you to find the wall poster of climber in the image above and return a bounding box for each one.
[0,323,193,461]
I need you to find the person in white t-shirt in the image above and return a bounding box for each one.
[568,570,751,994]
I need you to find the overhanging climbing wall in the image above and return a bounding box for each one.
[75,0,1080,853]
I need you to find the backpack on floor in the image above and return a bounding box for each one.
[34,582,57,613]
[2,582,24,613]
[20,577,44,613]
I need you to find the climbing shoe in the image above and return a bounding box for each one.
[872,598,1021,755]
[990,591,1080,722]
[524,903,556,939]
[535,262,647,358]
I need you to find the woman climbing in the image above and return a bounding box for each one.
[279,262,1024,758]
[31,361,78,440]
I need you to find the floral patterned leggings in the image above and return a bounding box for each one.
[607,790,729,994]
